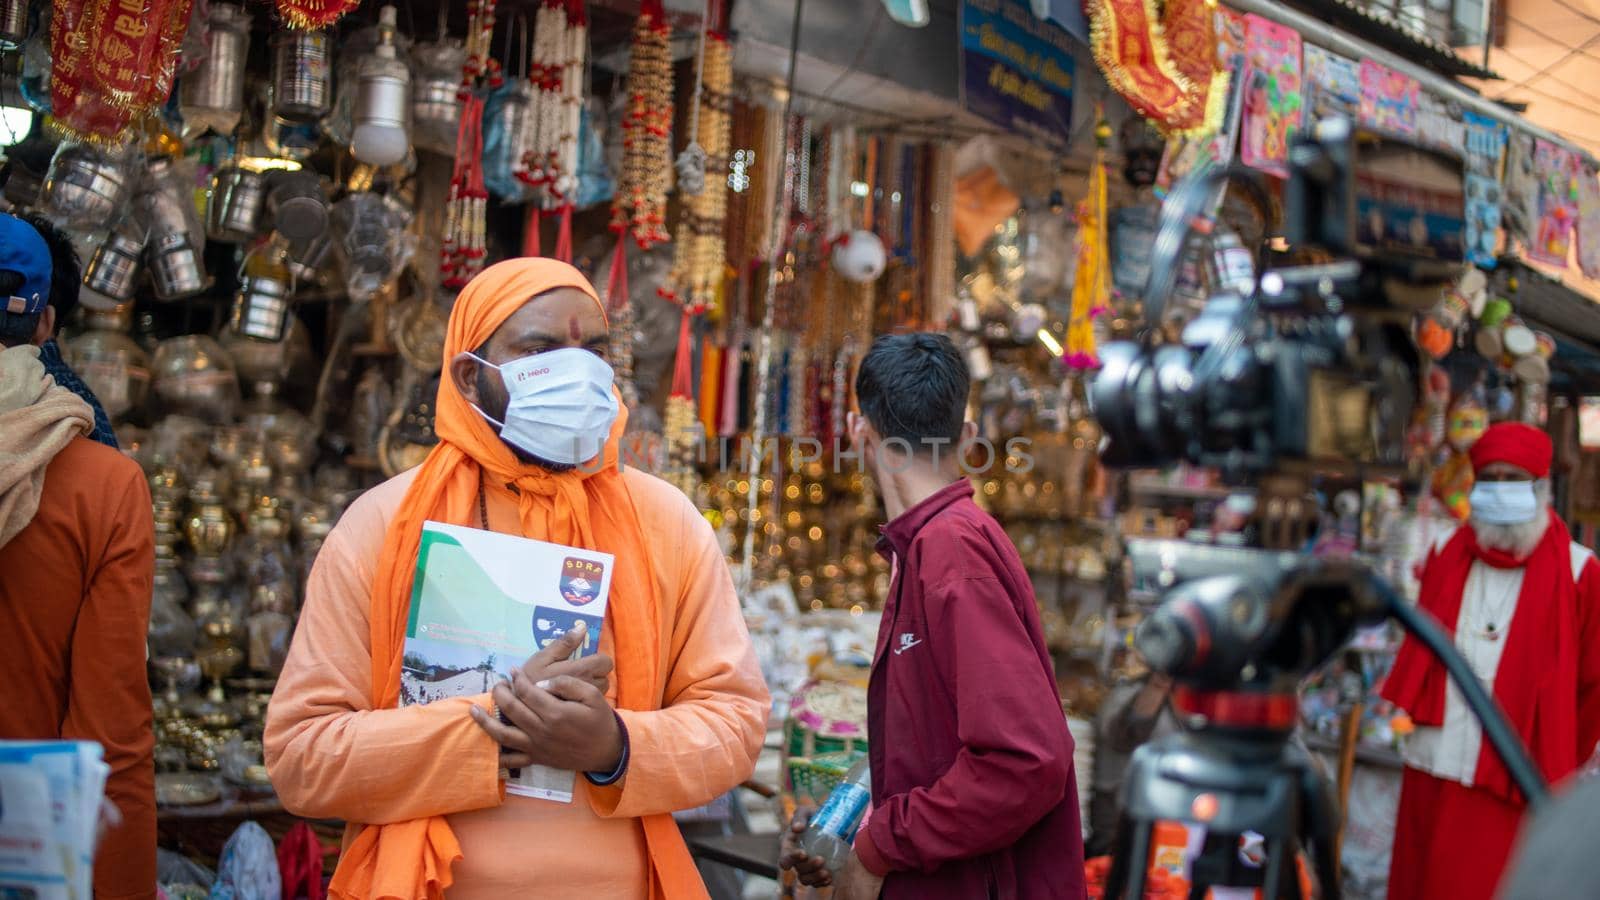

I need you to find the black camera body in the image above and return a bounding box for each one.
[1090,119,1456,482]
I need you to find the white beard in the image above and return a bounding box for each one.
[1471,516,1550,559]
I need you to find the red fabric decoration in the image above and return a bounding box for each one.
[554,204,574,264]
[523,207,542,258]
[1469,421,1553,477]
[1380,512,1583,805]
[604,233,629,312]
[277,821,327,900]
[670,309,694,399]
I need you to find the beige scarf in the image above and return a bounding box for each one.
[0,344,93,548]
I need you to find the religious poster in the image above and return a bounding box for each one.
[1465,174,1504,268]
[1154,8,1248,207]
[1415,92,1465,156]
[1577,163,1600,278]
[1463,111,1509,268]
[1503,130,1540,251]
[1359,59,1419,137]
[1529,139,1580,268]
[1240,14,1303,178]
[959,0,1076,151]
[1303,45,1361,125]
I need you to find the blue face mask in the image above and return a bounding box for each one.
[1469,481,1541,525]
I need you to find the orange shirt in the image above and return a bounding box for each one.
[265,466,770,898]
[0,437,155,900]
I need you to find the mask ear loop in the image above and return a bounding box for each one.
[462,352,508,429]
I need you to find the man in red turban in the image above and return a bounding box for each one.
[1383,421,1600,900]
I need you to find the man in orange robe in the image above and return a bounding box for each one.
[265,259,770,899]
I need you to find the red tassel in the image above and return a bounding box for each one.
[641,0,665,19]
[523,206,542,258]
[554,204,574,263]
[605,232,630,312]
[670,308,694,400]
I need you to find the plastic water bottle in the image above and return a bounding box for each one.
[800,757,871,872]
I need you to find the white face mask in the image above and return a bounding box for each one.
[1469,480,1541,525]
[469,347,619,466]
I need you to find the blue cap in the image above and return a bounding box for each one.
[0,213,50,316]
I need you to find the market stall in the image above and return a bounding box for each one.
[9,0,1600,894]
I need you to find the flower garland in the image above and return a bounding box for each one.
[275,0,358,30]
[50,0,195,144]
[1065,115,1113,370]
[609,0,673,251]
[441,0,498,289]
[1086,0,1225,136]
[662,10,732,315]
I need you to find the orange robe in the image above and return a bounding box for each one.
[265,466,769,898]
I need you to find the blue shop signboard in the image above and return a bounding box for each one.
[960,0,1076,151]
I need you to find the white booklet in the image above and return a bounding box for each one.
[401,521,613,803]
[0,740,109,900]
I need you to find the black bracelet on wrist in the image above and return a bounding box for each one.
[584,711,630,787]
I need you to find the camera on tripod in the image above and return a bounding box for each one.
[1090,117,1465,480]
[1091,120,1547,900]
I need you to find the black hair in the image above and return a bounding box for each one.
[0,270,38,346]
[22,213,81,332]
[854,332,970,452]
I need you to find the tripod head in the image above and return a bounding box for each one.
[1105,542,1550,899]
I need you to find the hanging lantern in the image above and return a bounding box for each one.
[39,142,135,233]
[139,157,209,301]
[83,221,147,308]
[207,165,269,243]
[411,39,467,157]
[272,30,333,124]
[231,240,295,342]
[350,6,412,167]
[0,0,28,50]
[180,3,251,138]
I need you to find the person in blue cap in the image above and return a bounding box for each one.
[0,207,157,897]
[0,212,117,447]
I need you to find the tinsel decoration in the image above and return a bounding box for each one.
[275,0,358,30]
[1086,0,1226,136]
[664,311,700,497]
[1065,114,1113,370]
[441,0,498,289]
[609,0,673,251]
[50,0,196,144]
[662,16,733,315]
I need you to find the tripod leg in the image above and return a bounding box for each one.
[1106,818,1153,900]
[1248,834,1312,900]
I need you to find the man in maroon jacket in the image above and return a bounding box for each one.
[781,333,1086,899]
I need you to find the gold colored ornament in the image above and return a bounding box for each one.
[610,0,673,249]
[662,32,733,315]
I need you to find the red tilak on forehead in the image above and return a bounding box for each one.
[568,316,583,341]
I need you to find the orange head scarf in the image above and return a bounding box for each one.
[330,258,702,900]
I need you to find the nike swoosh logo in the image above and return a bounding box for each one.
[894,640,922,655]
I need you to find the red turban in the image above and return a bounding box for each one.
[1469,422,1553,478]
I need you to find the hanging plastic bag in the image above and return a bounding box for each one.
[209,821,280,900]
[330,192,415,301]
[482,81,534,202]
[574,98,614,210]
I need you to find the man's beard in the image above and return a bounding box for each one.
[476,367,576,473]
[1472,517,1549,559]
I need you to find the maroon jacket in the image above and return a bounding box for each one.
[854,480,1086,899]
